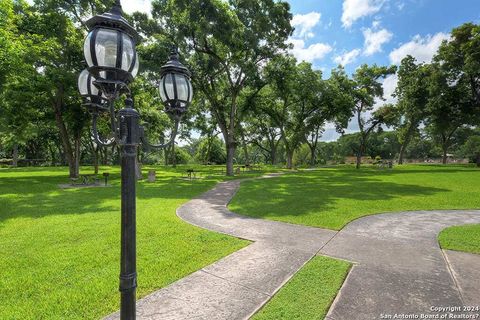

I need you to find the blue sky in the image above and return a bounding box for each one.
[284,0,480,140]
[116,0,479,75]
[287,0,480,75]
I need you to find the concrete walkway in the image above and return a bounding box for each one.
[321,210,480,320]
[106,177,480,320]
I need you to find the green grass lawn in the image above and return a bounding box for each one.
[0,165,267,319]
[229,165,480,230]
[438,224,480,254]
[252,256,351,320]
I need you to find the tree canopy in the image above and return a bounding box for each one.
[0,1,479,171]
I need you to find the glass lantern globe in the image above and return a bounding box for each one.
[83,2,140,86]
[83,28,138,83]
[78,69,108,113]
[158,49,193,119]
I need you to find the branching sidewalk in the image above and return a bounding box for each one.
[106,176,480,320]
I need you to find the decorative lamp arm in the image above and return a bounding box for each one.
[141,119,180,150]
[92,112,117,147]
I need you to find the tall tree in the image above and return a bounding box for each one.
[304,67,354,166]
[151,0,293,175]
[436,23,480,107]
[350,64,397,169]
[425,63,479,164]
[394,56,430,164]
[0,0,46,166]
[461,135,480,167]
[242,86,282,165]
[262,57,319,168]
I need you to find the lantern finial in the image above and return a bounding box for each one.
[111,0,123,16]
[170,46,179,60]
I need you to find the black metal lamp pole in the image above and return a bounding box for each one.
[78,2,193,319]
[118,101,140,319]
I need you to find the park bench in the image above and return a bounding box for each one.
[377,160,393,170]
[70,174,100,186]
[184,169,197,180]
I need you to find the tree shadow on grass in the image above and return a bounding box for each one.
[0,171,224,224]
[333,164,480,176]
[231,172,451,223]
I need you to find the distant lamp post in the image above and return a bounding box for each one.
[78,1,193,319]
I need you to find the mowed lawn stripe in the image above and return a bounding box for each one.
[229,165,480,230]
[0,166,249,319]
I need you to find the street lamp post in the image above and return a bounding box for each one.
[78,1,193,319]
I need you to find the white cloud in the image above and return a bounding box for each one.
[291,12,321,39]
[363,27,393,56]
[382,74,398,104]
[372,74,398,109]
[342,0,386,28]
[334,49,361,66]
[289,39,333,63]
[389,32,450,64]
[372,20,381,28]
[120,0,152,15]
[288,12,332,63]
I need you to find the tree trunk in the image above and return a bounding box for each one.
[52,88,77,178]
[356,136,367,169]
[243,148,249,166]
[476,153,480,167]
[441,134,449,165]
[398,122,416,165]
[103,147,108,165]
[309,145,316,167]
[270,148,277,165]
[171,143,177,168]
[226,96,238,176]
[226,143,235,176]
[356,146,364,169]
[57,143,66,165]
[286,150,294,169]
[242,144,250,166]
[74,134,81,177]
[164,147,169,166]
[206,135,212,164]
[240,131,250,166]
[93,148,99,174]
[12,144,18,167]
[356,153,362,169]
[266,136,278,165]
[398,144,406,165]
[48,143,56,166]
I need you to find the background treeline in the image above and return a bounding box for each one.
[1,0,479,176]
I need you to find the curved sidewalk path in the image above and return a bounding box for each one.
[107,177,480,320]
